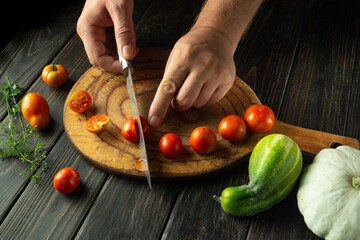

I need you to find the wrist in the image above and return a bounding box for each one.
[189,25,237,55]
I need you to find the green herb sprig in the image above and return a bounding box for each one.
[0,77,47,182]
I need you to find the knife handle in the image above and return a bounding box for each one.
[118,52,134,76]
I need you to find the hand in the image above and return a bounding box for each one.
[148,27,236,127]
[77,0,137,73]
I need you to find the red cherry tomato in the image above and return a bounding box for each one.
[42,64,68,87]
[85,115,109,134]
[218,115,246,141]
[244,104,275,132]
[159,133,183,157]
[121,116,152,142]
[21,92,50,130]
[190,126,217,154]
[53,167,80,194]
[67,90,92,113]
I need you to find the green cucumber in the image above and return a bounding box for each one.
[214,134,303,216]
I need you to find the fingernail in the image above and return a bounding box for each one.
[149,115,161,127]
[122,45,135,59]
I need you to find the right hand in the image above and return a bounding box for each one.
[77,0,137,73]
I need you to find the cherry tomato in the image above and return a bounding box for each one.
[218,115,246,141]
[85,115,109,134]
[159,133,183,157]
[53,167,80,194]
[121,116,152,142]
[244,104,275,132]
[42,64,68,87]
[67,90,92,113]
[21,92,50,130]
[190,126,217,154]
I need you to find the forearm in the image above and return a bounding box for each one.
[193,0,263,53]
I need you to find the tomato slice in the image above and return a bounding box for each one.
[85,115,109,134]
[67,90,92,113]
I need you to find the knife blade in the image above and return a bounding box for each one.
[118,53,152,189]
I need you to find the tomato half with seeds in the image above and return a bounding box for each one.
[67,90,92,113]
[85,115,109,134]
[42,64,68,87]
[190,126,217,154]
[53,167,80,194]
[244,104,275,133]
[159,133,183,158]
[121,116,152,142]
[218,115,246,141]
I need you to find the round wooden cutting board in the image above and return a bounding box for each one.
[63,48,263,180]
[63,48,359,180]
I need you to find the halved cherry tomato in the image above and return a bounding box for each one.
[159,133,183,158]
[218,115,246,141]
[42,64,68,87]
[67,90,92,113]
[85,115,109,134]
[121,116,152,142]
[21,92,50,130]
[244,104,275,132]
[190,126,217,154]
[53,167,80,194]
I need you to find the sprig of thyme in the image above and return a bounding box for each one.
[0,77,47,182]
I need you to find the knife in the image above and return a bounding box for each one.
[118,52,152,189]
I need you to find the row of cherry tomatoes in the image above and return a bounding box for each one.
[119,105,275,158]
[70,91,276,158]
[67,86,276,158]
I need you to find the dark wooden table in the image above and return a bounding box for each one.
[0,0,359,239]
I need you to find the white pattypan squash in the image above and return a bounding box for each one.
[297,145,360,240]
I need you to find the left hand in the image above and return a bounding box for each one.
[148,26,236,127]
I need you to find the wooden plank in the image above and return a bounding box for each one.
[74,176,181,240]
[0,0,85,120]
[235,0,309,113]
[346,26,360,141]
[278,0,360,134]
[161,0,310,239]
[162,164,251,240]
[135,0,205,48]
[0,132,107,239]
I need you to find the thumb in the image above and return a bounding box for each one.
[107,0,136,60]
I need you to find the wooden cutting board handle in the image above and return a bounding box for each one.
[270,121,359,157]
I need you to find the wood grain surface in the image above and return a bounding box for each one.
[63,49,261,179]
[63,48,358,180]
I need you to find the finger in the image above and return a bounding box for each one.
[171,71,205,111]
[106,0,137,60]
[192,81,218,109]
[148,55,189,127]
[81,26,122,73]
[204,82,233,106]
